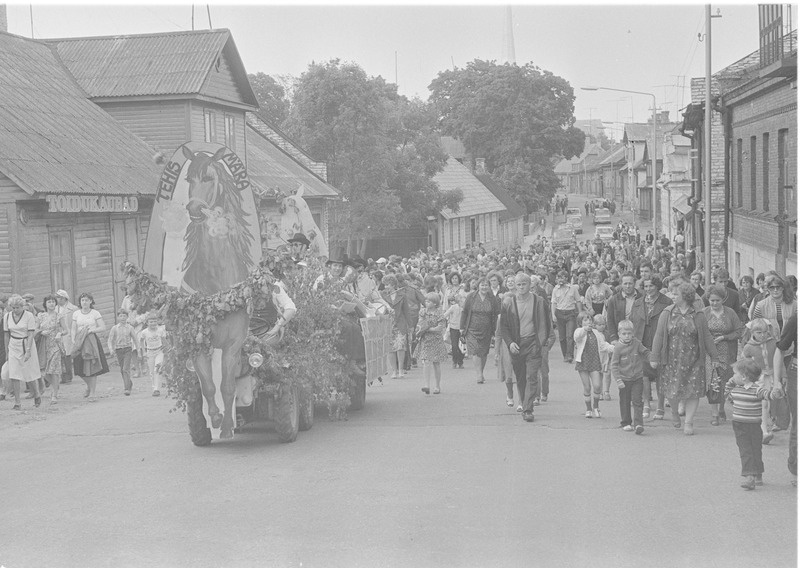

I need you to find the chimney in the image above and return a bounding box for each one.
[0,5,7,34]
[475,158,486,174]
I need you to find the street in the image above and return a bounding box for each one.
[1,350,796,568]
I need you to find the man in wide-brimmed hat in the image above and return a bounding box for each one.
[287,232,311,266]
[313,251,348,291]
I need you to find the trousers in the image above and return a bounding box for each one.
[115,347,133,392]
[450,328,464,366]
[510,336,542,414]
[618,377,644,427]
[555,309,577,359]
[733,420,764,477]
[145,349,164,391]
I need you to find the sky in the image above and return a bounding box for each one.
[5,1,778,142]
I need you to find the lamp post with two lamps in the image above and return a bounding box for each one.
[581,87,658,236]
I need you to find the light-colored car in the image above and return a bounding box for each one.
[593,208,611,225]
[566,214,583,234]
[594,225,614,242]
[565,207,581,218]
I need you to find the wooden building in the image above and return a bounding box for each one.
[0,31,161,317]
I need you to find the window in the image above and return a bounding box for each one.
[48,228,75,297]
[750,136,757,210]
[449,220,454,252]
[224,115,235,150]
[736,139,743,207]
[457,218,462,249]
[763,132,770,211]
[735,252,741,281]
[778,129,789,213]
[204,110,216,143]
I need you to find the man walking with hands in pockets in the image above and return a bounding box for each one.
[500,273,552,423]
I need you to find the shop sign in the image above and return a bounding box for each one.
[45,194,139,213]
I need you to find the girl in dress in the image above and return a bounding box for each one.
[4,294,42,409]
[573,311,615,418]
[415,293,448,395]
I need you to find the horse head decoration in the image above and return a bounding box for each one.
[182,146,254,295]
[179,145,258,439]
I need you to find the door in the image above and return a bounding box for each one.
[48,228,76,299]
[470,217,477,244]
[110,218,140,310]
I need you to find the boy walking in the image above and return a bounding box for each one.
[726,359,771,490]
[107,310,139,395]
[138,313,167,396]
[611,320,650,435]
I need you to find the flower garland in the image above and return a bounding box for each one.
[121,259,354,417]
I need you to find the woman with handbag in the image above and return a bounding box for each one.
[704,285,744,426]
[742,318,787,444]
[650,283,722,435]
[37,294,66,404]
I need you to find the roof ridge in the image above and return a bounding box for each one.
[43,28,229,43]
[245,119,329,184]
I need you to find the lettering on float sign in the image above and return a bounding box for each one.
[45,194,140,213]
[222,151,250,191]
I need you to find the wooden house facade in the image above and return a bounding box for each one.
[0,31,161,321]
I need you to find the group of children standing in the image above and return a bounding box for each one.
[107,310,167,396]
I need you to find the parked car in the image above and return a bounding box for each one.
[593,208,611,225]
[566,214,583,234]
[594,225,614,242]
[553,226,576,250]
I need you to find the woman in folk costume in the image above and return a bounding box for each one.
[3,294,42,410]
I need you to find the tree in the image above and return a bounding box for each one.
[284,60,461,256]
[588,130,613,151]
[248,72,290,125]
[429,60,585,213]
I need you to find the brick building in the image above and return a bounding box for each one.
[683,9,796,277]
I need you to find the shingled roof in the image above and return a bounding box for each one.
[475,174,525,221]
[0,32,161,196]
[435,158,505,220]
[46,29,258,107]
[245,118,338,199]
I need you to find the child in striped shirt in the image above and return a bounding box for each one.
[726,358,771,490]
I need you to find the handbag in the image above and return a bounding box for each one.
[706,366,727,405]
[458,335,467,356]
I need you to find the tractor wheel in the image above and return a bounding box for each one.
[274,385,300,443]
[187,383,212,447]
[299,391,314,431]
[349,373,366,411]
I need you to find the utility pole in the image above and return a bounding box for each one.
[703,5,722,284]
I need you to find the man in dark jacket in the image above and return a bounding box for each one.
[605,272,642,343]
[500,273,551,423]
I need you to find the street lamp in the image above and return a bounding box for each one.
[581,87,658,236]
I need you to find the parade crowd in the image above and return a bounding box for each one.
[319,199,797,491]
[1,198,796,491]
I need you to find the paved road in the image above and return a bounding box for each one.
[1,350,796,568]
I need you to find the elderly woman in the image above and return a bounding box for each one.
[650,283,722,435]
[381,274,411,379]
[37,294,66,404]
[3,294,42,409]
[703,285,744,426]
[460,277,499,384]
[70,292,109,400]
[751,274,797,337]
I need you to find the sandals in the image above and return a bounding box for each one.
[12,404,21,411]
[710,417,720,426]
[433,388,441,395]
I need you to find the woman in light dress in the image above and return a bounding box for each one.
[37,294,66,404]
[4,294,42,410]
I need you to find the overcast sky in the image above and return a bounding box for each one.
[6,1,777,141]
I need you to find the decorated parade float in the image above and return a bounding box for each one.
[123,142,391,445]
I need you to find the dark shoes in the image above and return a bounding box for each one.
[522,411,534,422]
[34,397,41,408]
[421,387,430,395]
